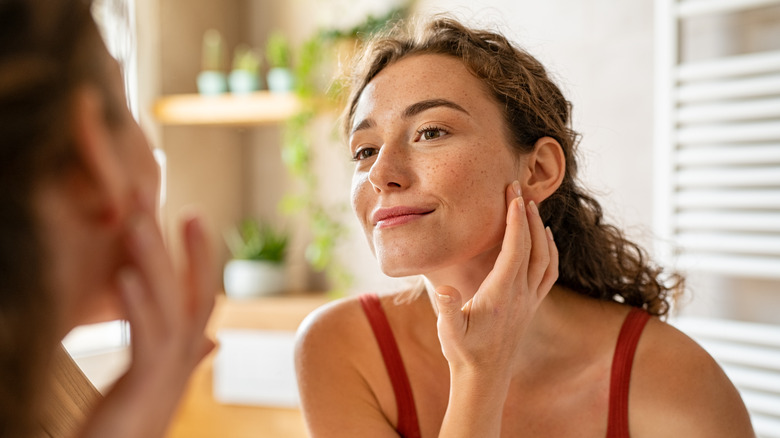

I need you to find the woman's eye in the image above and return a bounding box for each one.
[418,126,448,141]
[352,147,377,161]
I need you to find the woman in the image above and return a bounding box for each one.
[0,0,215,436]
[295,16,755,437]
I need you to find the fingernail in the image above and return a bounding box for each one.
[517,196,525,213]
[529,200,539,216]
[436,292,452,303]
[546,226,554,241]
[185,215,203,241]
[512,180,522,197]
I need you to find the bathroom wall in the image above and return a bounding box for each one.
[140,0,779,322]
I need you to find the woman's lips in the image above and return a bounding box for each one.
[372,206,435,229]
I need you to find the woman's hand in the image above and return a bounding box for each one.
[78,195,216,438]
[434,181,558,437]
[119,202,216,387]
[436,181,558,375]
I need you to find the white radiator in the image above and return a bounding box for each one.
[654,0,780,279]
[674,317,780,437]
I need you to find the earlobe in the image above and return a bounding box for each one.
[69,86,125,225]
[520,136,566,204]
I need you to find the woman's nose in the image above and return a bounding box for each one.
[367,143,410,192]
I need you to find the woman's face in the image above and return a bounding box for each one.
[105,59,159,208]
[81,55,160,321]
[59,51,160,327]
[350,54,522,277]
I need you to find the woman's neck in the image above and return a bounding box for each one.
[421,245,501,304]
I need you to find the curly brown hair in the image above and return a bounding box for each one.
[344,16,683,317]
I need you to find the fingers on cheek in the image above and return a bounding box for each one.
[119,268,143,309]
[547,229,560,280]
[505,181,521,210]
[182,215,217,321]
[520,200,533,261]
[504,185,514,209]
[119,268,154,337]
[185,216,216,283]
[525,201,555,291]
[183,216,202,258]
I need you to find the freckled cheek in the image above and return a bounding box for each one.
[350,173,366,210]
[350,173,374,230]
[426,158,487,198]
[441,158,507,225]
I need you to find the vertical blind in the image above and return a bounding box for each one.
[655,0,780,279]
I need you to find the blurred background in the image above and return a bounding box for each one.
[65,0,780,436]
[140,0,780,322]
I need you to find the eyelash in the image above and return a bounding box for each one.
[351,147,377,162]
[416,125,449,141]
[351,125,450,162]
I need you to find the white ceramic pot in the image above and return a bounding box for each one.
[196,70,227,95]
[266,67,294,93]
[223,259,286,299]
[228,69,260,94]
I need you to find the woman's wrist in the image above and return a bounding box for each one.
[439,367,512,438]
[448,363,512,401]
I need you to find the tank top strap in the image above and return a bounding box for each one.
[606,306,651,438]
[359,293,422,438]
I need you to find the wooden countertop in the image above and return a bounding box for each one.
[165,294,329,438]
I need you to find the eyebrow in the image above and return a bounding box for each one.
[403,98,469,118]
[350,98,470,135]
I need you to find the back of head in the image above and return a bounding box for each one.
[0,0,107,435]
[345,15,683,316]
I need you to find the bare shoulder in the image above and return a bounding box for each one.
[630,316,755,437]
[294,294,380,387]
[295,294,369,358]
[294,293,400,438]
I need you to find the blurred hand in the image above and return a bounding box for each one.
[119,204,216,384]
[78,195,216,438]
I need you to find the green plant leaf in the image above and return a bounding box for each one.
[266,31,291,68]
[202,29,225,71]
[225,219,288,263]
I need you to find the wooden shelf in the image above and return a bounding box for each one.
[154,91,300,126]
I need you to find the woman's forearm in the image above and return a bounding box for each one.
[75,370,187,438]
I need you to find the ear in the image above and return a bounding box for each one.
[520,136,565,204]
[69,85,126,225]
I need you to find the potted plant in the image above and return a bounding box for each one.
[265,31,294,93]
[223,219,288,299]
[197,28,227,95]
[229,44,262,94]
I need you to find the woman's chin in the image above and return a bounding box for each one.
[377,260,424,278]
[373,241,442,278]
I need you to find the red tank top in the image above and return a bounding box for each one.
[359,293,650,438]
